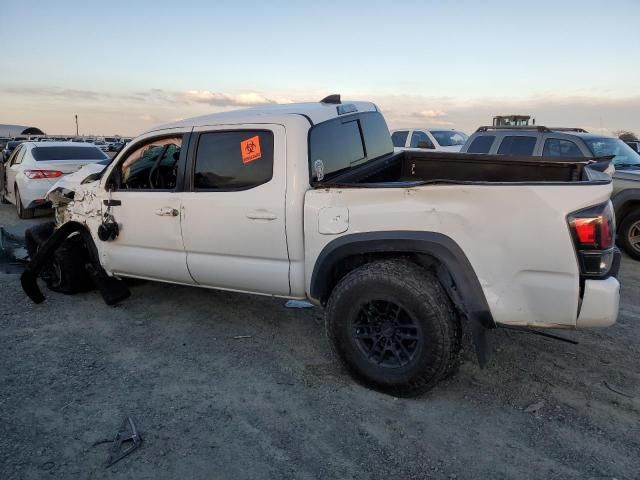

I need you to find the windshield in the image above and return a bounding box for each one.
[31,146,108,161]
[584,137,640,167]
[430,130,468,147]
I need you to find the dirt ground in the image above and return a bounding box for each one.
[0,204,638,480]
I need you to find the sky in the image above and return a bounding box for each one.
[1,0,638,137]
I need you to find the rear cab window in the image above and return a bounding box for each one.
[466,135,495,154]
[309,111,393,183]
[496,136,537,156]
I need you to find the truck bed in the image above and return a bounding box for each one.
[320,150,606,186]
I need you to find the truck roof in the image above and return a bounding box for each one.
[149,100,379,133]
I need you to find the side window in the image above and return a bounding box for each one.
[467,135,495,154]
[391,130,409,147]
[542,138,584,157]
[6,145,22,165]
[409,131,434,148]
[116,136,183,190]
[13,146,27,165]
[497,136,537,156]
[309,118,365,181]
[194,130,274,190]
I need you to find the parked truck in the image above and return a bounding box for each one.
[23,96,620,396]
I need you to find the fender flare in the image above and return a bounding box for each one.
[310,231,495,330]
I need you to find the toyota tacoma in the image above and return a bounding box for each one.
[23,96,621,396]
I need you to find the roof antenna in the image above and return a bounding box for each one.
[320,94,341,104]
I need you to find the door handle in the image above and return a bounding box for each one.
[155,207,179,217]
[246,210,277,221]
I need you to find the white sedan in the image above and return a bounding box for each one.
[1,141,109,218]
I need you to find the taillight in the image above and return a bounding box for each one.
[24,170,63,179]
[568,202,616,277]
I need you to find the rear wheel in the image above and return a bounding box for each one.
[325,259,461,397]
[15,186,35,219]
[619,210,640,260]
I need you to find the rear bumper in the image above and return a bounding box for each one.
[20,180,55,210]
[577,276,620,328]
[26,199,51,209]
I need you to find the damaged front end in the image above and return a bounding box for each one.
[21,170,130,306]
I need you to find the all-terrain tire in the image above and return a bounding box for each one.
[15,186,35,219]
[619,210,640,261]
[325,259,461,397]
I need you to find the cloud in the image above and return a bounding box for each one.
[371,93,640,135]
[3,86,105,100]
[412,109,447,119]
[2,84,640,137]
[0,85,278,108]
[179,90,276,107]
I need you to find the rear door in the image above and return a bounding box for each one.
[181,124,290,296]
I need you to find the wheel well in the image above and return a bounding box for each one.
[323,252,463,314]
[616,199,640,228]
[310,232,495,329]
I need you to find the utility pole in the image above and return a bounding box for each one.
[75,114,79,137]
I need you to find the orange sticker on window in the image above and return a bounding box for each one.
[241,135,262,164]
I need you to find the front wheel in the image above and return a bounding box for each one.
[619,211,640,260]
[325,259,461,397]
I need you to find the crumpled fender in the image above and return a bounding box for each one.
[21,221,130,305]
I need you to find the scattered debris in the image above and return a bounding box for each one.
[603,380,634,399]
[285,300,314,309]
[92,417,142,468]
[232,335,252,340]
[524,400,545,414]
[0,227,28,274]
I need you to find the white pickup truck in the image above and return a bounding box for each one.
[23,96,621,396]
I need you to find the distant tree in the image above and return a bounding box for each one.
[614,130,638,142]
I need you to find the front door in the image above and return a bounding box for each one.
[97,129,194,284]
[181,124,290,295]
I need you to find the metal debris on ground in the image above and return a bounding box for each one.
[0,227,28,273]
[603,380,634,398]
[92,416,142,468]
[524,400,545,414]
[285,300,314,309]
[232,335,253,340]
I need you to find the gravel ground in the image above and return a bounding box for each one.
[0,204,638,480]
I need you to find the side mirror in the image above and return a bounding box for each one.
[417,141,434,149]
